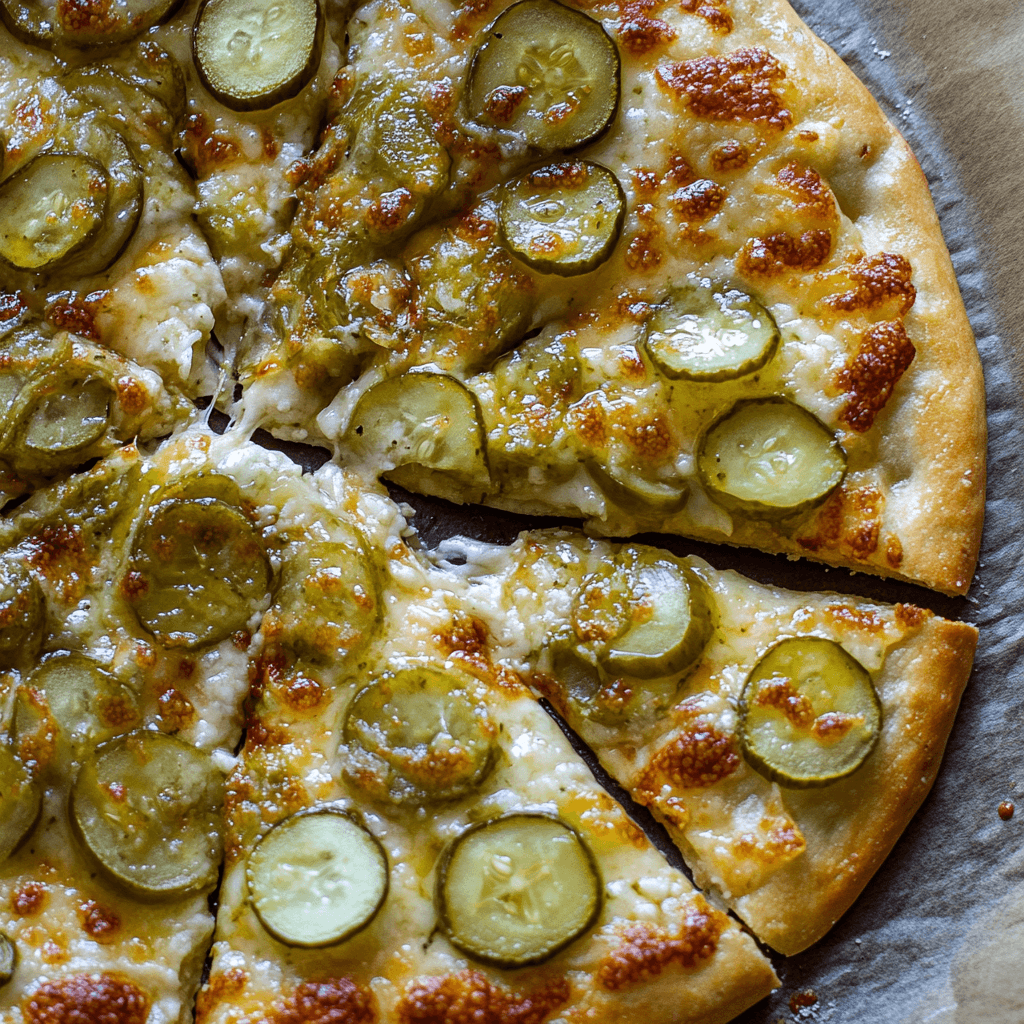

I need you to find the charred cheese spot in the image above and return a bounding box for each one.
[24,974,149,1024]
[824,603,884,634]
[12,881,48,917]
[26,524,91,603]
[836,320,916,432]
[885,534,904,569]
[271,978,376,1024]
[639,700,740,791]
[195,968,249,1019]
[181,113,243,178]
[57,0,122,38]
[282,672,325,712]
[671,179,727,221]
[483,86,529,124]
[776,162,836,221]
[116,376,149,416]
[710,140,749,171]
[825,253,917,315]
[680,0,734,33]
[895,603,930,630]
[397,971,570,1024]
[156,686,196,732]
[597,902,726,990]
[657,48,792,129]
[79,900,122,942]
[625,231,662,271]
[617,14,677,55]
[367,188,418,235]
[0,293,28,322]
[798,485,884,561]
[45,300,99,341]
[738,230,833,275]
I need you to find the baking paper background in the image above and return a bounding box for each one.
[392,2,1024,1020]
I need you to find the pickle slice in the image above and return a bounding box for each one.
[0,933,14,986]
[499,161,625,275]
[15,654,140,772]
[343,667,496,804]
[127,497,271,649]
[193,0,324,112]
[468,0,620,151]
[0,154,108,273]
[572,546,714,679]
[697,398,847,518]
[0,559,44,665]
[18,377,113,462]
[644,282,780,382]
[70,730,224,899]
[587,459,688,514]
[436,813,601,967]
[739,637,882,788]
[344,372,490,491]
[0,744,41,863]
[248,809,388,948]
[0,0,183,49]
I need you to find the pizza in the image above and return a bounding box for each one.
[0,0,987,1022]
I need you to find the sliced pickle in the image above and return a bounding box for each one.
[193,0,325,112]
[70,730,223,899]
[697,398,847,518]
[587,458,688,514]
[0,933,13,986]
[248,808,388,947]
[271,527,381,665]
[344,372,490,491]
[0,0,183,49]
[468,0,620,151]
[572,546,714,679]
[499,161,625,275]
[0,154,108,273]
[14,654,140,771]
[436,813,601,967]
[0,744,41,862]
[0,559,44,664]
[18,377,113,463]
[127,497,271,649]
[739,637,882,788]
[644,282,780,382]
[343,667,496,804]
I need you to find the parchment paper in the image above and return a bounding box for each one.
[392,3,1024,1020]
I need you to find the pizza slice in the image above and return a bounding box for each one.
[226,0,984,595]
[451,530,977,954]
[0,428,286,1022]
[197,454,780,1024]
[0,32,225,397]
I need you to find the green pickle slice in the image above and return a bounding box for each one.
[344,372,490,492]
[644,282,780,382]
[0,744,42,863]
[468,0,620,151]
[0,560,44,664]
[571,546,714,679]
[0,154,108,273]
[0,0,183,48]
[70,730,224,899]
[697,398,847,518]
[0,932,14,986]
[127,497,271,648]
[739,637,882,788]
[436,813,602,967]
[19,377,113,462]
[193,0,324,112]
[499,161,625,275]
[344,667,496,804]
[247,809,388,947]
[15,654,140,772]
[587,459,688,515]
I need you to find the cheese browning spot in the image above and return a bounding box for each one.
[272,978,376,1024]
[78,900,121,942]
[737,230,833,275]
[640,705,740,791]
[617,14,676,56]
[11,881,47,917]
[24,974,149,1024]
[711,140,749,172]
[679,0,733,33]
[836,320,916,432]
[397,970,570,1024]
[825,252,916,315]
[598,903,725,990]
[777,162,836,221]
[657,48,792,129]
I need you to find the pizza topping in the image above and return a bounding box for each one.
[0,154,108,273]
[343,667,497,804]
[193,0,325,112]
[343,372,491,495]
[571,546,714,679]
[0,742,42,862]
[587,458,689,513]
[272,978,376,1024]
[0,0,181,49]
[498,160,625,275]
[468,0,621,151]
[17,377,114,471]
[436,813,602,967]
[247,809,389,948]
[697,398,847,517]
[126,497,271,649]
[0,558,44,665]
[836,320,916,432]
[824,252,916,316]
[738,637,881,787]
[656,48,792,129]
[643,280,779,382]
[14,654,140,774]
[23,974,149,1024]
[0,932,14,986]
[738,229,833,275]
[70,730,224,899]
[397,970,571,1024]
